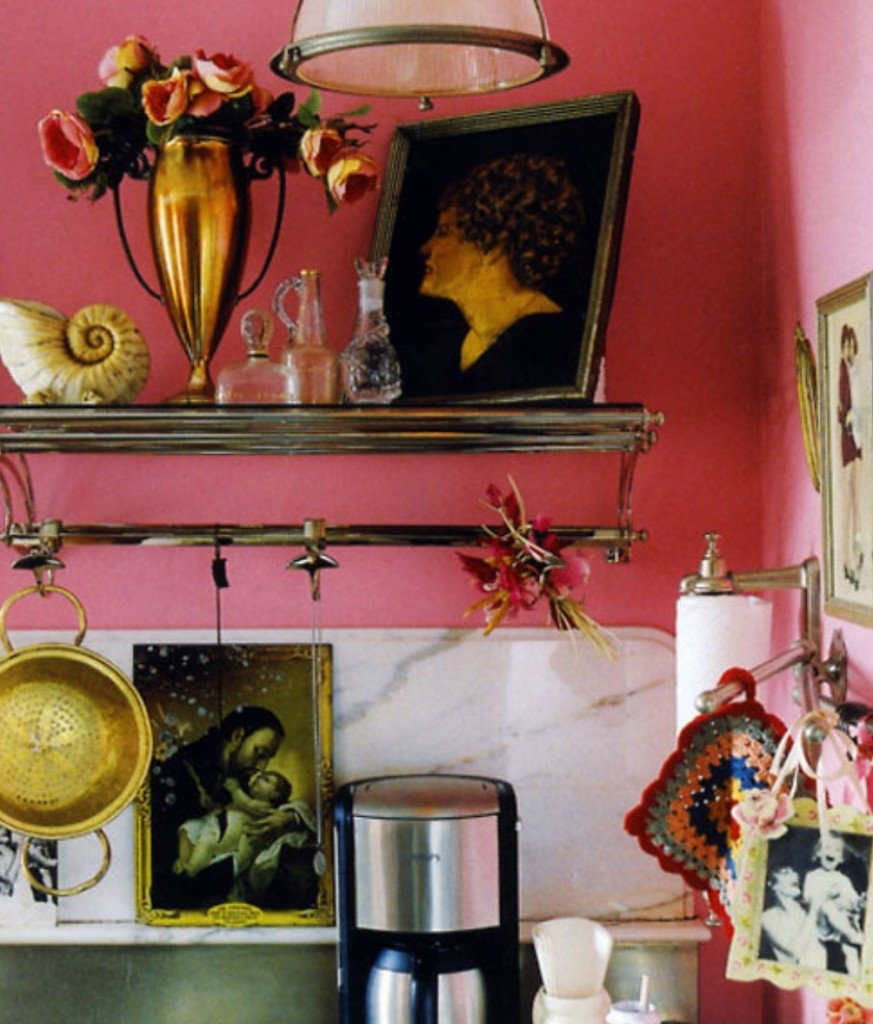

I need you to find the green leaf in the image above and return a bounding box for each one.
[76,87,139,128]
[298,90,322,120]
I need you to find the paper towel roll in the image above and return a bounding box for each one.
[675,593,773,731]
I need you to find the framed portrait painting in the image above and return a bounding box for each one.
[818,273,873,624]
[727,799,873,1004]
[133,643,333,927]
[369,92,640,405]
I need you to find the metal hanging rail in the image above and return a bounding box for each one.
[4,519,645,552]
[0,404,662,561]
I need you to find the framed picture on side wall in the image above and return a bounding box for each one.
[369,92,640,405]
[818,272,873,625]
[133,642,334,927]
[727,798,873,1003]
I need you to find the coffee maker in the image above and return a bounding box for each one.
[336,773,519,1024]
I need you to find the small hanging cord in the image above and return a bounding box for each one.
[212,533,229,647]
[287,519,338,877]
[770,708,871,838]
[211,533,230,728]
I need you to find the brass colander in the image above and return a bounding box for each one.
[0,586,152,894]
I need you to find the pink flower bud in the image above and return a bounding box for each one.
[142,68,195,126]
[326,151,379,205]
[300,128,344,177]
[98,35,157,89]
[193,50,254,97]
[38,110,99,182]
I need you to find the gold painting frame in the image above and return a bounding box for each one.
[819,273,873,624]
[727,798,873,1004]
[133,643,333,927]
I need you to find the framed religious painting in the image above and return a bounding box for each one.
[369,92,640,405]
[133,642,333,927]
[728,799,873,1004]
[818,273,873,624]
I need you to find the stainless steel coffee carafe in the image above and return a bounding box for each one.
[336,774,519,1024]
[366,947,486,1024]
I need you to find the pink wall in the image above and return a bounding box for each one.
[2,2,844,1021]
[759,3,873,1020]
[0,1,767,637]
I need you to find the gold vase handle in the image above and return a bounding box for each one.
[0,584,88,652]
[21,830,111,898]
[237,157,286,301]
[113,177,162,301]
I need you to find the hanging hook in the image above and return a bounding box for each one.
[10,519,64,592]
[287,518,338,601]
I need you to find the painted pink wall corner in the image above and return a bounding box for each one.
[8,2,862,1021]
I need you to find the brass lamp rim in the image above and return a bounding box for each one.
[271,25,570,98]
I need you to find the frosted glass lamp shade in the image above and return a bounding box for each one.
[271,0,569,100]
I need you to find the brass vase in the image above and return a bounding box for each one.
[148,134,250,404]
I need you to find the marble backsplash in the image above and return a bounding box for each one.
[30,624,685,928]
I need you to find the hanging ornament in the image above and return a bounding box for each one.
[727,708,873,1004]
[624,668,790,929]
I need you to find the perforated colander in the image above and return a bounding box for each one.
[0,586,152,894]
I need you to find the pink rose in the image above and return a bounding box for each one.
[326,151,379,204]
[730,788,793,838]
[192,50,253,97]
[38,110,99,182]
[98,35,157,89]
[142,68,195,126]
[299,128,344,177]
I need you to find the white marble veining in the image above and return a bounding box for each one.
[0,626,685,934]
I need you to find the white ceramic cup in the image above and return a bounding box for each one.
[605,1000,661,1024]
[532,986,612,1023]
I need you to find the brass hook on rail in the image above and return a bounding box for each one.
[286,518,339,601]
[9,518,64,592]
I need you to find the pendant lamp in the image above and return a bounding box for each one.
[271,0,569,107]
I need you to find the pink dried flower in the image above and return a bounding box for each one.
[730,788,793,838]
[459,477,614,657]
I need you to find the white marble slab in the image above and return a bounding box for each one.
[0,626,684,932]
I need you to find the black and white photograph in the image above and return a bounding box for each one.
[759,826,870,976]
[0,828,57,927]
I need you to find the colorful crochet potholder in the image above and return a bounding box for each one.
[624,668,788,928]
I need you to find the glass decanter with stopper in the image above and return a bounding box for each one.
[273,269,338,404]
[215,308,298,404]
[339,257,402,404]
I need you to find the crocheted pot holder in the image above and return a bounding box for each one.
[624,668,788,927]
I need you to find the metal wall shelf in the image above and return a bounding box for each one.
[0,403,663,561]
[0,403,661,455]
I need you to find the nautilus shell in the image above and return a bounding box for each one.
[0,299,150,405]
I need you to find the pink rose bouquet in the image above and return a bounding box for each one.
[38,35,377,205]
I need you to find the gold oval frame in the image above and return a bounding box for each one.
[795,321,821,492]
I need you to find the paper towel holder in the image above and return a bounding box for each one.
[679,532,848,717]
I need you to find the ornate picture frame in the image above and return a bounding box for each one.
[727,798,873,1003]
[370,92,640,405]
[133,643,333,927]
[818,273,873,625]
